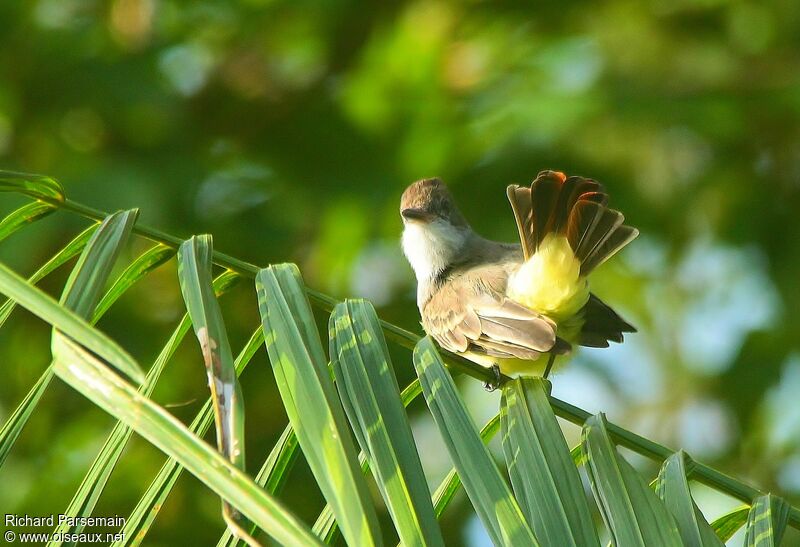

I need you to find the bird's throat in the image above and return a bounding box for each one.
[402,220,468,283]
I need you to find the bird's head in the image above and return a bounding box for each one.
[400,177,468,227]
[400,178,472,281]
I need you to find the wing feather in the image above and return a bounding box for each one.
[421,278,569,359]
[475,337,542,360]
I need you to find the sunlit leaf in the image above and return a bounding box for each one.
[501,377,599,547]
[0,267,146,383]
[312,378,424,545]
[217,423,299,547]
[710,505,749,542]
[432,420,585,530]
[178,236,245,468]
[114,321,260,547]
[51,334,320,547]
[582,413,682,547]
[0,211,137,470]
[60,210,139,317]
[256,264,383,547]
[0,170,65,203]
[432,413,501,518]
[178,235,251,544]
[0,225,95,329]
[53,271,240,542]
[413,337,538,546]
[655,451,723,547]
[0,370,53,468]
[0,201,56,243]
[331,299,444,547]
[743,494,789,547]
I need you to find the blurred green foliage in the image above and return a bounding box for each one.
[1,0,799,545]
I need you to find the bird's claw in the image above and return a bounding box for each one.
[483,364,502,392]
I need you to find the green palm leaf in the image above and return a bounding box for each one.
[0,263,143,383]
[311,378,425,545]
[0,211,136,469]
[430,415,580,526]
[256,263,383,547]
[0,201,56,242]
[743,494,790,547]
[501,377,599,547]
[59,210,139,318]
[655,451,723,547]
[432,412,501,518]
[216,423,300,547]
[331,299,444,547]
[0,224,95,329]
[413,337,538,547]
[114,320,261,547]
[52,271,238,544]
[582,413,682,546]
[710,505,749,542]
[178,235,252,544]
[0,170,65,202]
[50,333,321,547]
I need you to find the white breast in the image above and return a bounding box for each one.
[402,220,467,282]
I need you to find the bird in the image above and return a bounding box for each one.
[399,170,638,386]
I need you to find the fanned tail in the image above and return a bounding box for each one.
[506,170,639,276]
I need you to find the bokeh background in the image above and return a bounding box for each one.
[1,0,800,545]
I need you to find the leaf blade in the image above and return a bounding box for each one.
[0,224,96,329]
[217,423,300,547]
[0,211,137,471]
[582,413,682,547]
[744,494,790,547]
[256,264,383,547]
[0,262,144,383]
[413,337,538,547]
[0,170,66,202]
[178,235,252,544]
[501,377,599,547]
[0,201,56,243]
[331,300,444,547]
[52,271,240,543]
[114,321,261,547]
[178,236,246,469]
[710,505,749,542]
[311,378,425,545]
[51,334,321,547]
[655,451,723,547]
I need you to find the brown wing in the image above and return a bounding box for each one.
[422,278,568,360]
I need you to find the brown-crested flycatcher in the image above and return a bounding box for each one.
[400,170,638,387]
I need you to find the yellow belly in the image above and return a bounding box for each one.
[507,233,589,343]
[463,352,550,376]
[461,234,590,376]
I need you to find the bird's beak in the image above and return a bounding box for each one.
[401,208,435,223]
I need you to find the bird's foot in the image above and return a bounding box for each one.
[483,364,502,392]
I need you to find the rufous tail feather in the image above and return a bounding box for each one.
[507,170,638,276]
